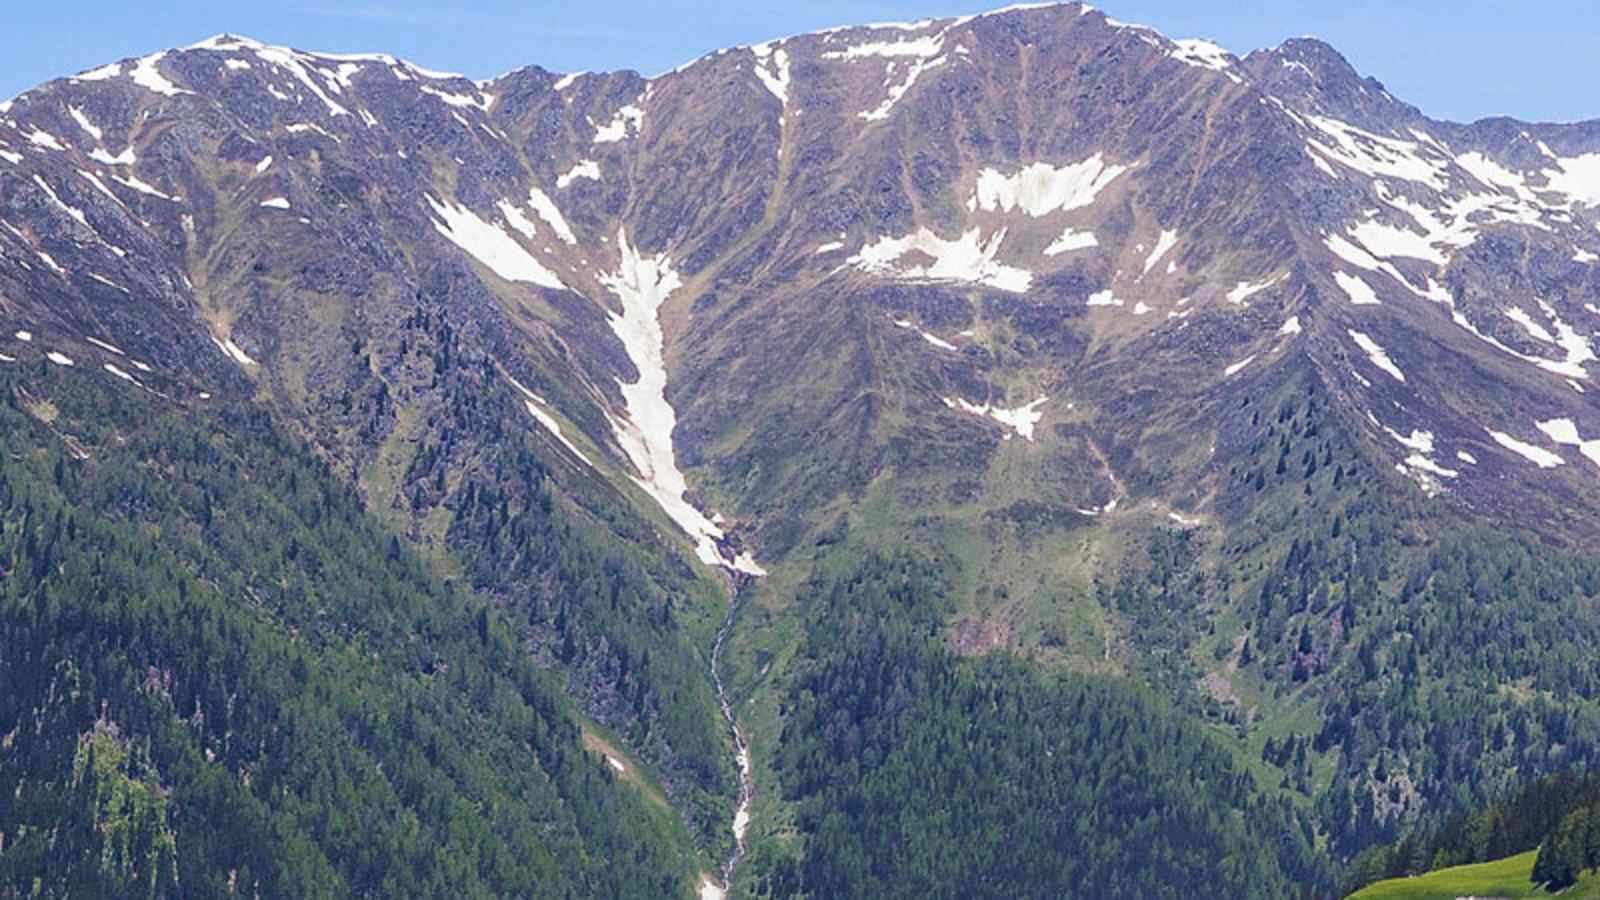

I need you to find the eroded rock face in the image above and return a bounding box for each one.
[4,4,1600,570]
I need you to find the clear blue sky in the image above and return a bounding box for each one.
[2,1,1595,124]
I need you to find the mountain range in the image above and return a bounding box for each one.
[5,3,1600,897]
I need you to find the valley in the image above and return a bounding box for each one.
[3,2,1600,897]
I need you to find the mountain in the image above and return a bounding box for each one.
[4,3,1600,897]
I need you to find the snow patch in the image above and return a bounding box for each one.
[1279,316,1303,335]
[211,335,257,367]
[1488,428,1564,468]
[849,227,1032,292]
[1498,300,1597,380]
[824,28,950,122]
[77,171,123,209]
[425,195,566,290]
[1227,274,1285,305]
[507,376,594,467]
[1535,300,1594,379]
[35,251,66,276]
[85,336,124,356]
[1537,417,1600,469]
[593,98,645,143]
[46,351,74,367]
[26,129,68,152]
[1169,38,1242,83]
[1456,151,1535,199]
[1350,179,1544,272]
[1541,152,1600,208]
[1333,270,1381,305]
[1384,427,1434,454]
[90,146,136,166]
[823,31,944,61]
[67,107,102,142]
[1304,115,1447,189]
[1349,330,1404,382]
[74,61,124,82]
[892,318,958,351]
[111,173,179,202]
[1142,229,1178,274]
[863,54,946,121]
[129,52,191,97]
[1224,355,1256,377]
[259,197,290,209]
[1377,424,1457,492]
[1405,452,1452,475]
[1078,497,1120,517]
[33,176,89,228]
[1397,454,1457,495]
[971,155,1129,217]
[600,230,764,576]
[497,202,541,245]
[326,61,363,90]
[1044,228,1097,256]
[284,122,340,141]
[1350,216,1448,266]
[1324,232,1431,299]
[943,395,1048,440]
[525,188,576,244]
[87,272,126,291]
[247,44,349,116]
[750,42,792,106]
[557,159,600,188]
[1506,306,1555,344]
[419,84,493,113]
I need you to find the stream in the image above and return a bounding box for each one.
[704,587,752,899]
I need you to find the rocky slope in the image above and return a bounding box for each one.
[6,3,1600,893]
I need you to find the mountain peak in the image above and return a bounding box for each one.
[50,31,472,95]
[1243,36,1422,129]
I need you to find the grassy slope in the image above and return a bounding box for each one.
[1348,850,1600,899]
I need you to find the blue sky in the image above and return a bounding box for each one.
[2,1,1595,124]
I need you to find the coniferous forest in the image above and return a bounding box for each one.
[1349,771,1600,894]
[742,553,1334,899]
[0,364,696,898]
[15,349,1600,900]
